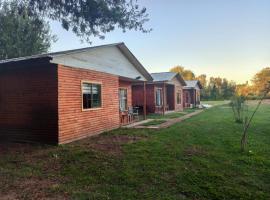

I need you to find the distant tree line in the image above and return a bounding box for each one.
[170,65,270,100]
[236,67,270,99]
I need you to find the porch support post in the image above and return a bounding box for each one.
[163,82,166,115]
[194,89,196,106]
[143,81,147,120]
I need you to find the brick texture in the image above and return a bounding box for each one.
[58,65,128,144]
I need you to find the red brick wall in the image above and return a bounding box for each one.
[0,62,58,143]
[58,65,122,144]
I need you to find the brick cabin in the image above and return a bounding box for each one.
[132,72,186,114]
[183,80,203,108]
[0,43,152,144]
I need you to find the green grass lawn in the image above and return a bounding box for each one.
[141,119,167,126]
[0,103,270,199]
[147,111,187,119]
[201,100,230,106]
[147,108,201,120]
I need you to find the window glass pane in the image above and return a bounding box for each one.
[177,91,181,104]
[119,89,127,111]
[156,89,162,106]
[92,84,101,108]
[82,82,101,109]
[82,83,91,94]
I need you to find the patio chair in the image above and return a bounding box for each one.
[128,106,140,123]
[132,106,140,121]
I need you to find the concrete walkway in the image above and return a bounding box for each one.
[126,109,205,129]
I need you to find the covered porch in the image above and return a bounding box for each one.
[119,77,147,125]
[132,82,182,116]
[153,82,177,115]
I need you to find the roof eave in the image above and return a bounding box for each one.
[117,43,153,81]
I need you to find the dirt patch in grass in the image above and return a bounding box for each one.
[0,193,18,200]
[183,146,207,157]
[0,143,38,155]
[76,134,147,156]
[263,99,270,104]
[0,177,67,200]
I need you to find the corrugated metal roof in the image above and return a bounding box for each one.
[185,80,198,87]
[184,80,202,89]
[150,72,177,82]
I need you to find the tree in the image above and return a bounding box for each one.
[0,1,56,59]
[196,74,207,88]
[170,65,195,80]
[241,82,270,152]
[236,82,251,97]
[252,67,270,95]
[183,70,195,80]
[13,0,151,43]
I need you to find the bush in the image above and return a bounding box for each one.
[230,96,247,123]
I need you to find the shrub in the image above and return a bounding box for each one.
[230,95,247,123]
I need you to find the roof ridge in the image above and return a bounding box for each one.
[0,42,124,63]
[150,72,176,74]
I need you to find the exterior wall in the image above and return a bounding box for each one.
[58,65,121,144]
[171,77,184,111]
[167,85,175,110]
[0,62,58,144]
[183,88,201,108]
[132,84,155,113]
[133,80,184,114]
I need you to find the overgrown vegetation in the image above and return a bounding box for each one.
[1,103,270,199]
[240,82,270,151]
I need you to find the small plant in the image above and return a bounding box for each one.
[240,82,270,152]
[230,95,246,123]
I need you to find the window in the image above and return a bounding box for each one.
[177,91,182,104]
[119,88,127,111]
[82,82,101,109]
[156,88,163,106]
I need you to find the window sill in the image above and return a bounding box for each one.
[82,107,103,112]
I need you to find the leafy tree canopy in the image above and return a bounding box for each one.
[0,1,56,59]
[170,65,195,80]
[13,0,151,43]
[252,67,270,94]
[196,74,207,88]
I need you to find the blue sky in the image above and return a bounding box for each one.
[50,0,270,84]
